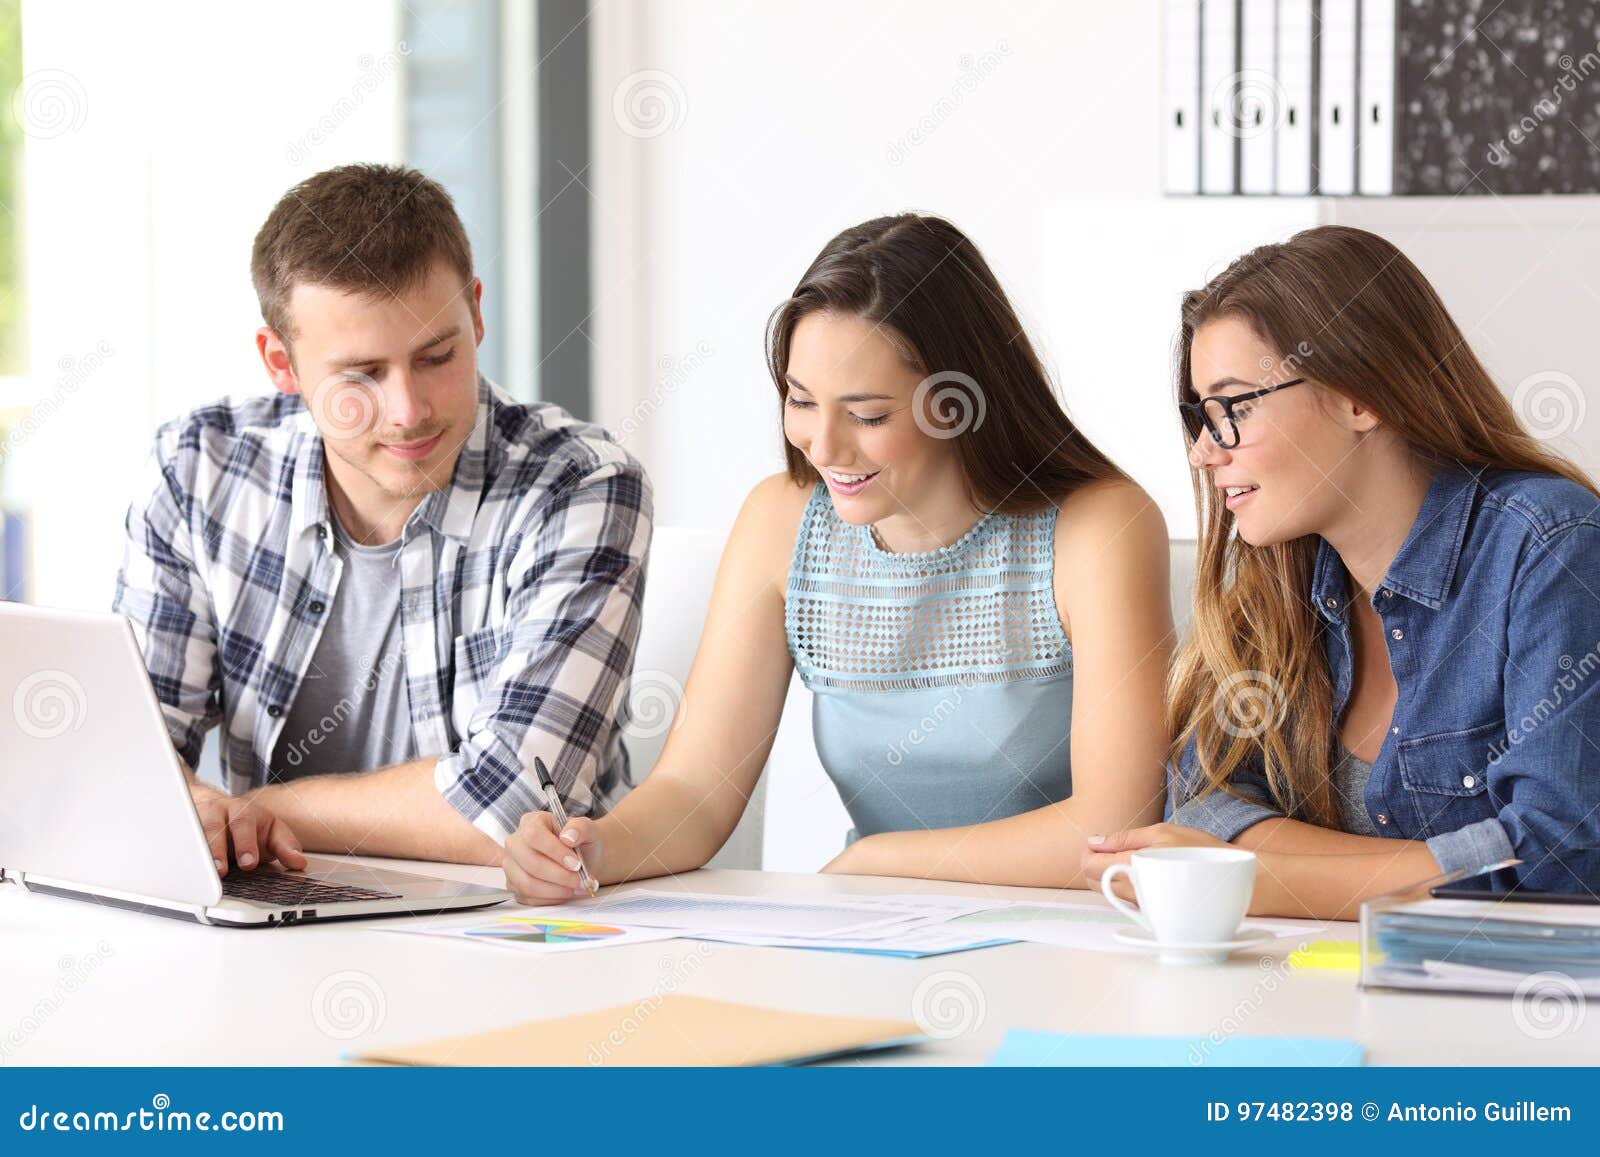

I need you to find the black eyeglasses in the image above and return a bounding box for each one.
[1179,378,1306,450]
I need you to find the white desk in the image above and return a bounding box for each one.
[2,862,1592,1065]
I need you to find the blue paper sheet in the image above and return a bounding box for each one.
[793,937,1015,959]
[989,1030,1365,1067]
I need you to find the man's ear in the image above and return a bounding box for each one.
[470,277,486,347]
[256,327,299,395]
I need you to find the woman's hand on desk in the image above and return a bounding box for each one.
[187,783,307,877]
[503,811,603,904]
[1079,822,1230,901]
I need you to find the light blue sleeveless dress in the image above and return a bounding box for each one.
[784,483,1074,841]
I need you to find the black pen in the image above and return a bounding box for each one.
[533,756,598,898]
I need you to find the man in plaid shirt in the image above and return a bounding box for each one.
[113,164,651,875]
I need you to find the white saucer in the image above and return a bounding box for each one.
[1113,924,1277,965]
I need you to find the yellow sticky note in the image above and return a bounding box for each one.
[1288,940,1361,973]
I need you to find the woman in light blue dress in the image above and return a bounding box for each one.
[501,214,1175,899]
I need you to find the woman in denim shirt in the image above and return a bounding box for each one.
[1083,225,1600,919]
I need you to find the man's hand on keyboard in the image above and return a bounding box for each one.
[187,783,307,877]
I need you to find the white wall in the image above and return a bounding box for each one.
[1325,196,1600,477]
[13,0,404,611]
[588,2,1419,538]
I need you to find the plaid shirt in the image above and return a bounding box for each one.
[113,375,651,843]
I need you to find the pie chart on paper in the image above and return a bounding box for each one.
[463,917,629,944]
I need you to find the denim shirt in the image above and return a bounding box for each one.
[1169,467,1600,893]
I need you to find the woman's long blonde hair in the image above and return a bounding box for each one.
[1169,225,1598,825]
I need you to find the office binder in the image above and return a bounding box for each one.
[1238,0,1277,193]
[1317,0,1357,194]
[1163,0,1201,194]
[1163,0,1600,196]
[1200,0,1239,194]
[1358,0,1396,194]
[1275,0,1313,194]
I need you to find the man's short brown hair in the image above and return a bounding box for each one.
[250,163,475,343]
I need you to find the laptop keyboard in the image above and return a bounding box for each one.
[221,871,401,906]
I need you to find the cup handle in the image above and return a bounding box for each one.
[1100,863,1152,933]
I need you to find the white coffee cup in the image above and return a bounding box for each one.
[1100,847,1257,957]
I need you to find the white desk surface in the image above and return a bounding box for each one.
[3,861,1592,1066]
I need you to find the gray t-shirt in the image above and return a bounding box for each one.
[1331,746,1379,836]
[271,516,416,781]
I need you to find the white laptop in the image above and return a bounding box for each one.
[0,602,511,927]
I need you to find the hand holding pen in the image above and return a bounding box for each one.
[499,757,604,905]
[534,756,598,898]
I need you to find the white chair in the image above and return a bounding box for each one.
[621,527,767,869]
[1169,538,1197,638]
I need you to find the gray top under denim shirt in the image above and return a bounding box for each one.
[1168,467,1600,894]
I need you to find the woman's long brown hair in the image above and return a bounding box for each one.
[766,214,1123,515]
[1171,225,1598,825]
